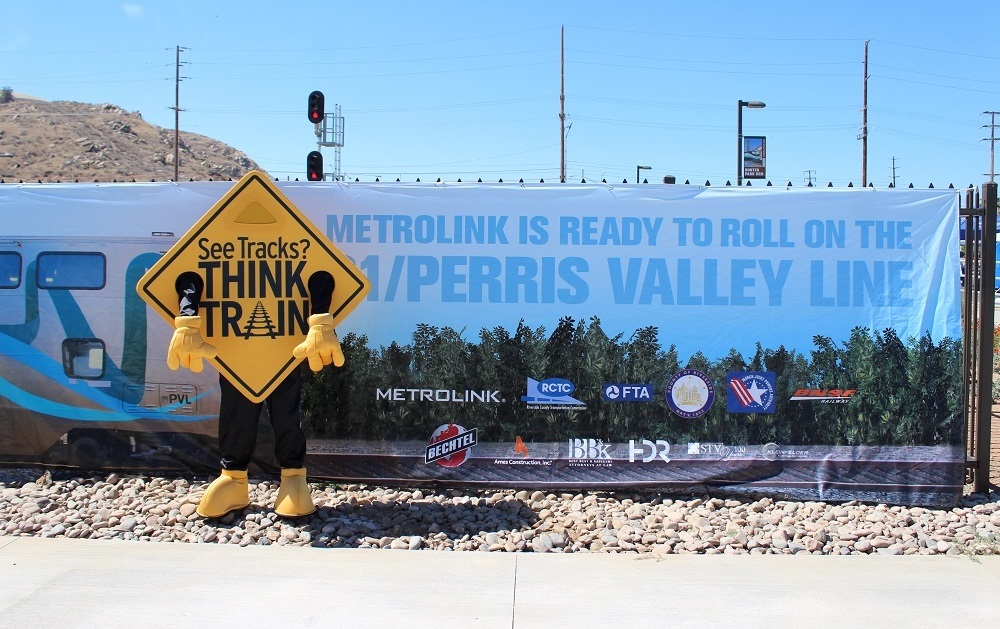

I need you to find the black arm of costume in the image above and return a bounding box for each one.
[308,271,334,315]
[175,272,204,316]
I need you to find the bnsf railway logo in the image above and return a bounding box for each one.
[790,388,856,404]
[425,423,477,468]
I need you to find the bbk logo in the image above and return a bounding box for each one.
[568,439,612,460]
[629,439,671,463]
[602,383,653,402]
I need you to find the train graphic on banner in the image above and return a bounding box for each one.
[0,180,967,506]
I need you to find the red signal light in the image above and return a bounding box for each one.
[306,151,324,181]
[307,91,325,124]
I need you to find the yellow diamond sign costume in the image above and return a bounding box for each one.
[137,171,370,402]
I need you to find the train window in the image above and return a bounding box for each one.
[62,338,106,379]
[0,252,20,288]
[37,252,106,289]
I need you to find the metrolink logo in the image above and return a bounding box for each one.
[376,388,501,403]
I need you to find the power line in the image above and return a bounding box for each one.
[983,111,1000,183]
[169,46,189,182]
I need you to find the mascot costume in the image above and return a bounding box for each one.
[137,170,369,519]
[168,270,338,518]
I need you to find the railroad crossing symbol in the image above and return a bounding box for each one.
[137,170,370,403]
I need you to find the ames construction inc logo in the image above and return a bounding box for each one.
[790,388,856,404]
[425,423,477,468]
[522,377,586,410]
[493,436,553,467]
[665,369,715,418]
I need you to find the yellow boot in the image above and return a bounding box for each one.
[274,467,315,517]
[196,469,250,518]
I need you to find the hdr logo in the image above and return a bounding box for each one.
[628,439,671,463]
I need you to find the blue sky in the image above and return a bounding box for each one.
[3,1,998,188]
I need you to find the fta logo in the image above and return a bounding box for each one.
[522,377,586,408]
[603,383,653,402]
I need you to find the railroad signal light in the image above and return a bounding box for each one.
[307,90,325,124]
[306,151,324,181]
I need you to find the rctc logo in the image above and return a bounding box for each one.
[568,439,612,459]
[539,378,575,396]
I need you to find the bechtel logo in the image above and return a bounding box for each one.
[425,424,478,467]
[790,388,856,401]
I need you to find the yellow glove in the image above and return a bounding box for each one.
[293,313,345,371]
[167,316,217,373]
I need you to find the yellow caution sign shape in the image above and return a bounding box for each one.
[138,171,370,402]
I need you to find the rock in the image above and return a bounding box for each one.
[531,534,554,553]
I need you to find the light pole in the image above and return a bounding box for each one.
[737,100,765,186]
[636,165,651,184]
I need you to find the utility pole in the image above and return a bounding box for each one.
[559,26,566,184]
[803,170,816,186]
[861,40,869,188]
[170,45,189,182]
[983,111,999,183]
[890,156,898,188]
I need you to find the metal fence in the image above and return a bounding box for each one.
[961,182,997,493]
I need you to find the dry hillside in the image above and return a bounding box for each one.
[0,96,260,183]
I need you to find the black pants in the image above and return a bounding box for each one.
[217,369,306,471]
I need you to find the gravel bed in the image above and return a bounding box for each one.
[1,467,998,556]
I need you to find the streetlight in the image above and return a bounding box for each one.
[637,165,651,184]
[737,100,765,186]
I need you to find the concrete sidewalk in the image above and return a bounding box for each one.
[1,537,998,629]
